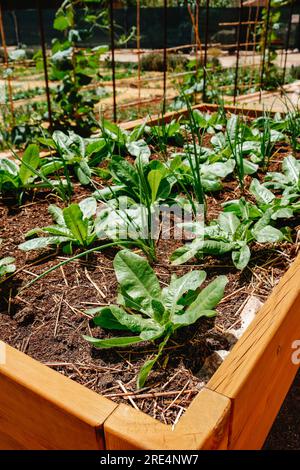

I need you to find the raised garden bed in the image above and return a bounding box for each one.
[0,104,299,450]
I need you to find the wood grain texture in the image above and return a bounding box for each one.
[0,343,117,449]
[208,254,300,449]
[104,388,231,450]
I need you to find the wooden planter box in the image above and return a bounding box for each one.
[1,104,299,450]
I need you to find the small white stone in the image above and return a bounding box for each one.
[228,295,263,341]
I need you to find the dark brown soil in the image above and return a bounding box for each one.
[0,135,299,426]
[263,370,300,450]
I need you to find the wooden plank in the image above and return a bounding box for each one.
[0,342,117,449]
[175,388,231,450]
[120,103,265,131]
[104,388,231,450]
[208,254,300,449]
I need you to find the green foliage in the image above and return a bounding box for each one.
[18,197,98,253]
[171,211,253,270]
[171,173,294,270]
[0,144,56,201]
[264,155,300,195]
[95,196,157,262]
[145,119,184,149]
[99,119,149,159]
[0,240,16,278]
[39,130,109,185]
[49,0,109,134]
[84,249,227,388]
[94,155,174,205]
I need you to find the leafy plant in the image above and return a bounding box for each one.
[96,196,158,262]
[264,155,300,195]
[170,150,235,193]
[18,197,98,254]
[248,178,299,238]
[210,118,258,176]
[100,119,150,160]
[146,119,184,150]
[226,115,245,191]
[49,0,109,134]
[284,107,300,153]
[0,240,15,278]
[84,249,227,388]
[171,211,253,270]
[0,144,70,202]
[185,109,225,135]
[39,130,110,186]
[0,257,15,278]
[223,180,296,242]
[94,155,174,205]
[0,144,40,197]
[171,177,294,269]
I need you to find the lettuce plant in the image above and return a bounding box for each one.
[19,197,98,254]
[264,155,300,195]
[100,119,150,161]
[0,144,72,202]
[146,119,184,148]
[39,130,109,186]
[169,152,235,192]
[84,249,227,388]
[171,212,253,270]
[0,145,43,198]
[96,197,157,262]
[171,182,294,270]
[222,179,296,243]
[94,156,174,205]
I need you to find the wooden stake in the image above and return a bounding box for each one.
[0,3,15,126]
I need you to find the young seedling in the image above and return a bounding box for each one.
[84,249,228,388]
[171,211,253,270]
[0,240,15,278]
[18,197,98,254]
[0,256,16,278]
[0,144,72,203]
[264,155,300,195]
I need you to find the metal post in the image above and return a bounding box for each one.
[233,1,243,105]
[260,0,271,89]
[163,0,167,113]
[37,0,53,130]
[282,0,294,85]
[0,3,15,126]
[109,0,117,122]
[202,0,210,103]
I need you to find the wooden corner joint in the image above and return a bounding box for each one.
[103,387,232,450]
